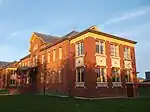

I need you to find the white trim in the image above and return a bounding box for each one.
[75,82,85,88]
[126,82,134,84]
[53,49,56,62]
[47,52,50,63]
[95,53,107,57]
[95,40,106,55]
[112,82,122,88]
[96,82,108,88]
[110,56,120,60]
[75,54,85,58]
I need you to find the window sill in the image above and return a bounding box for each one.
[126,82,134,84]
[110,56,120,59]
[124,58,131,61]
[96,82,108,88]
[75,54,85,58]
[9,85,16,87]
[75,82,85,88]
[112,82,122,87]
[95,53,106,57]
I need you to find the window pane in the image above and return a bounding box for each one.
[111,44,114,56]
[53,50,56,62]
[48,53,50,63]
[115,45,118,57]
[101,68,105,76]
[81,42,84,55]
[81,68,84,82]
[96,42,99,53]
[124,47,128,59]
[77,43,80,56]
[59,47,62,60]
[112,68,120,82]
[100,42,104,54]
[42,55,44,64]
[97,68,100,77]
[125,69,131,82]
[96,44,99,53]
[77,69,80,82]
[101,68,106,82]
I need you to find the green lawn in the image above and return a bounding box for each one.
[0,94,150,112]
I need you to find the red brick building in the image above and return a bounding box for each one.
[3,26,138,97]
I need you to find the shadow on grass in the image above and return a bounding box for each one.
[0,94,150,112]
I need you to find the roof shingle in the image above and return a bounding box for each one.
[0,61,11,67]
[62,30,79,38]
[34,32,60,44]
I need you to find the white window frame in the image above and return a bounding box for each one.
[75,67,85,88]
[53,49,56,62]
[96,68,107,82]
[96,67,108,88]
[59,47,62,60]
[112,68,122,87]
[112,68,121,82]
[48,52,50,63]
[76,67,84,82]
[76,42,84,56]
[124,47,130,60]
[111,44,119,57]
[125,69,132,83]
[10,70,16,86]
[42,54,44,64]
[96,41,105,55]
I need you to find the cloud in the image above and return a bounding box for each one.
[10,32,18,37]
[116,21,150,40]
[103,6,150,25]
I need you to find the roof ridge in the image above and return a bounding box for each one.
[34,32,60,38]
[62,30,79,38]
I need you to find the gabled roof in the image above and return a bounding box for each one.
[69,26,137,44]
[62,30,79,38]
[40,25,137,51]
[33,32,60,44]
[40,30,79,51]
[1,61,18,69]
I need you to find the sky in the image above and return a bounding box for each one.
[0,0,150,78]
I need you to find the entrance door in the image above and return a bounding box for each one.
[126,83,134,97]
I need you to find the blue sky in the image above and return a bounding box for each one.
[0,0,150,78]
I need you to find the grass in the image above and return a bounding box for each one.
[0,94,150,112]
[0,87,149,112]
[138,87,150,97]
